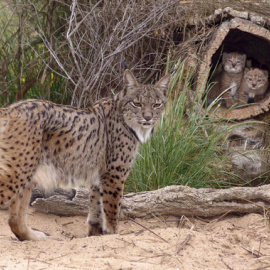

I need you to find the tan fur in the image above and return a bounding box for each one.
[0,70,171,241]
[238,68,269,104]
[208,52,246,107]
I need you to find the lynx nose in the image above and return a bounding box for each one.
[144,115,152,121]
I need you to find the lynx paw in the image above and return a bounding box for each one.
[17,228,47,241]
[28,229,47,241]
[88,223,103,236]
[102,222,117,235]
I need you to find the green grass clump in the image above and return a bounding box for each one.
[126,62,240,193]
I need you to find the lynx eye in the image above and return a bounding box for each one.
[153,103,162,108]
[131,101,142,107]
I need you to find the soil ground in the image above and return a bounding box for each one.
[0,209,270,270]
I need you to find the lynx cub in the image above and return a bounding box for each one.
[208,52,246,107]
[238,67,269,104]
[0,70,171,241]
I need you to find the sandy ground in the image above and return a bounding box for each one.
[0,209,270,270]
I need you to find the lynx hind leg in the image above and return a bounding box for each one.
[8,183,46,241]
[0,118,15,205]
[87,184,104,236]
[0,116,41,206]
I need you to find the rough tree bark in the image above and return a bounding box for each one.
[30,185,270,219]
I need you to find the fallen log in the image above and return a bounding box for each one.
[30,185,270,219]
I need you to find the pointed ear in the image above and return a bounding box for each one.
[263,70,268,77]
[123,69,140,88]
[155,74,171,96]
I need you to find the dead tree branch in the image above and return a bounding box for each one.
[30,185,270,219]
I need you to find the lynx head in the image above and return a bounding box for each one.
[222,52,246,74]
[244,68,268,89]
[244,68,269,98]
[119,69,171,143]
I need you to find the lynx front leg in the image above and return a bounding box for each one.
[236,90,248,106]
[8,183,46,241]
[224,83,239,108]
[100,172,125,234]
[224,90,235,108]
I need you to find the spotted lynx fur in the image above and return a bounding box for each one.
[238,67,269,104]
[208,52,246,107]
[0,70,170,241]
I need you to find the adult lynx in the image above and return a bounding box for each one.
[0,70,171,241]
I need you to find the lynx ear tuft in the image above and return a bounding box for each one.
[123,70,140,88]
[155,74,171,96]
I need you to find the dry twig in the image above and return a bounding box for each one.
[129,218,168,243]
[176,234,192,254]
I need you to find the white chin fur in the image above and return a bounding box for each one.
[224,66,241,73]
[133,126,153,143]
